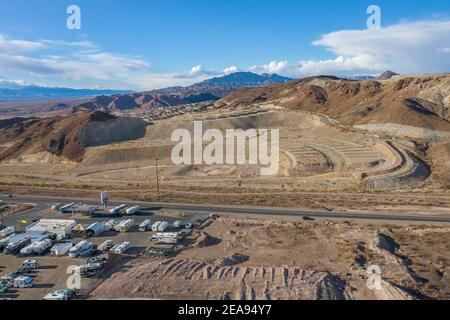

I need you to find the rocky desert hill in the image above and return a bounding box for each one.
[74,72,292,112]
[216,74,450,132]
[0,111,147,162]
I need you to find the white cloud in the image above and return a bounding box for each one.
[438,47,450,53]
[223,65,239,74]
[249,60,289,74]
[0,78,36,88]
[0,34,46,53]
[309,19,450,74]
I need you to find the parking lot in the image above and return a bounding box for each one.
[0,202,210,300]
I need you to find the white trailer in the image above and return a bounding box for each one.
[26,219,77,239]
[151,221,162,232]
[84,222,107,238]
[0,234,15,251]
[156,237,178,244]
[139,220,152,232]
[69,240,94,258]
[98,240,115,252]
[111,242,131,254]
[51,242,73,256]
[158,221,169,232]
[105,220,119,231]
[115,219,134,233]
[0,226,15,239]
[125,206,140,215]
[4,237,31,255]
[20,239,53,255]
[109,204,127,215]
[151,232,180,241]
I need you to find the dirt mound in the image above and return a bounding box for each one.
[193,232,221,248]
[217,74,450,132]
[215,253,249,266]
[0,110,147,162]
[90,258,351,300]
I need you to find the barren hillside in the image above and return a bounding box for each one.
[216,74,450,131]
[0,111,147,162]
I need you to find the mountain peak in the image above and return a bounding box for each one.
[377,70,399,80]
[197,71,292,87]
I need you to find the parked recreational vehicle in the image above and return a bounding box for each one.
[115,219,134,233]
[105,220,119,231]
[0,226,15,239]
[151,232,180,244]
[98,240,115,252]
[84,222,106,238]
[51,242,73,256]
[109,204,127,215]
[151,221,162,232]
[20,239,52,256]
[156,237,178,244]
[125,206,140,215]
[139,220,152,232]
[69,240,94,258]
[157,221,169,232]
[4,237,31,255]
[0,234,15,252]
[111,242,131,254]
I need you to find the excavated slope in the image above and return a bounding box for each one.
[0,111,147,162]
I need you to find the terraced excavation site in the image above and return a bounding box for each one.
[0,109,448,214]
[0,75,449,212]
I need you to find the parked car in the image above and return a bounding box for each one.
[1,272,20,283]
[43,289,76,301]
[0,279,12,289]
[13,276,33,288]
[16,266,32,275]
[0,285,8,294]
[22,259,40,270]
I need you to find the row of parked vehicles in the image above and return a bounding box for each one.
[0,259,40,293]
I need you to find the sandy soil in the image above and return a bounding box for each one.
[90,217,450,300]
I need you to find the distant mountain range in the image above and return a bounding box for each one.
[348,71,399,81]
[75,72,292,112]
[0,86,131,101]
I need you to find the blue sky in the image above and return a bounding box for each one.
[0,0,449,90]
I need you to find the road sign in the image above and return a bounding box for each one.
[100,191,109,205]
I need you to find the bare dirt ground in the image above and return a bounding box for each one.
[90,216,450,300]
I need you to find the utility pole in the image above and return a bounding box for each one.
[155,158,160,201]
